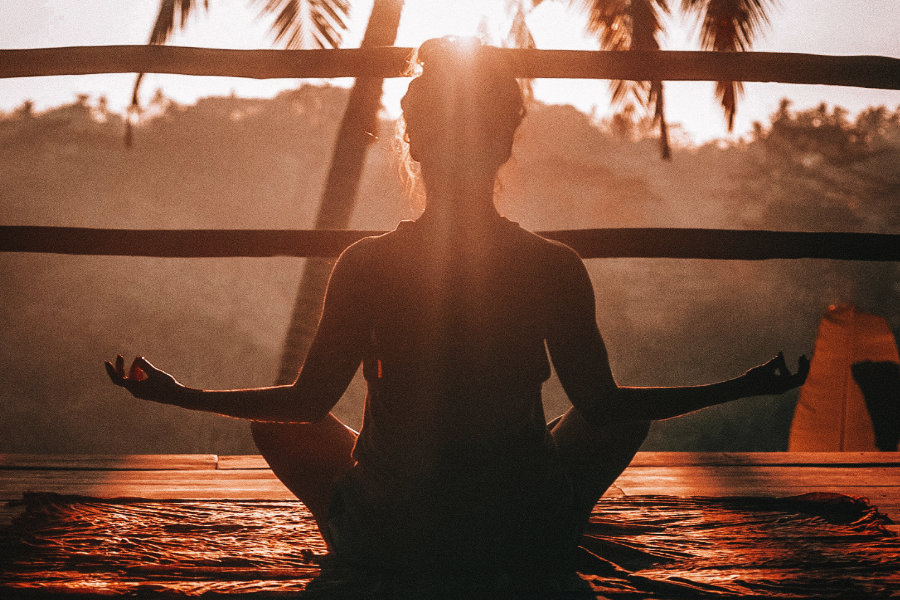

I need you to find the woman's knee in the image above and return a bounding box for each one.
[251,414,357,459]
[592,419,649,462]
[249,417,357,524]
[552,408,649,449]
[249,417,357,489]
[250,421,307,458]
[621,419,650,448]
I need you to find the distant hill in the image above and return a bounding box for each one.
[1,87,897,452]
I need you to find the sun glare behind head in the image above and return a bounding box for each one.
[415,36,484,73]
[399,1,508,46]
[449,36,481,55]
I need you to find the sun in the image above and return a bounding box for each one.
[395,0,509,47]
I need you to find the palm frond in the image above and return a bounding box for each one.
[147,0,209,45]
[128,0,351,146]
[505,1,539,102]
[506,4,536,48]
[256,0,351,49]
[714,78,742,130]
[128,0,209,146]
[578,1,669,110]
[505,0,545,14]
[579,0,669,47]
[578,0,671,157]
[649,79,671,158]
[682,0,774,129]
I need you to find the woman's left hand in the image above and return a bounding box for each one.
[743,352,810,396]
[104,355,181,404]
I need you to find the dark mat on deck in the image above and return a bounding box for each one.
[0,492,896,599]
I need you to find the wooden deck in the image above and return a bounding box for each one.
[2,452,899,524]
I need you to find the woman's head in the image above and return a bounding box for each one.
[399,37,526,194]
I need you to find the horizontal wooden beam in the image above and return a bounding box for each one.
[1,226,897,261]
[2,46,899,89]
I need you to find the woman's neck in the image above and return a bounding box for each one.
[418,169,500,226]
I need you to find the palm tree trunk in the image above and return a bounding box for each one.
[274,0,404,385]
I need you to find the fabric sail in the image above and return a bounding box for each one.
[789,304,900,451]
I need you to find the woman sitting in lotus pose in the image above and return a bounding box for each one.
[107,37,807,592]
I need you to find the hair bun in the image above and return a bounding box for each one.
[416,36,484,73]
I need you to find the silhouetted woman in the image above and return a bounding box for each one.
[107,37,807,592]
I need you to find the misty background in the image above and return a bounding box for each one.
[1,86,898,453]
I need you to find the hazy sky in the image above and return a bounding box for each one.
[1,0,898,142]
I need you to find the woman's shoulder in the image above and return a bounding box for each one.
[504,220,585,267]
[332,221,415,269]
[338,220,414,255]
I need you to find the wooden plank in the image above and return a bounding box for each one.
[0,454,217,470]
[2,226,898,261]
[607,486,900,520]
[3,463,896,496]
[2,46,899,90]
[629,452,900,467]
[214,452,900,468]
[0,469,291,501]
[4,452,896,470]
[0,469,280,484]
[218,455,270,470]
[613,484,900,506]
[0,481,298,501]
[616,466,900,487]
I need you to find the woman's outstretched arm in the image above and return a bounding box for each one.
[105,242,371,423]
[615,351,809,421]
[546,248,808,425]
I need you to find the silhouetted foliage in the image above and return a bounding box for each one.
[758,100,899,166]
[738,101,900,233]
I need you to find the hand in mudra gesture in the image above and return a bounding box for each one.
[743,352,810,396]
[105,355,181,404]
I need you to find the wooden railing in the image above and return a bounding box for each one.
[2,226,897,261]
[2,46,899,89]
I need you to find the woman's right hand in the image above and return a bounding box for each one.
[104,355,181,405]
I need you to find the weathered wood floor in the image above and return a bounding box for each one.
[2,452,899,523]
